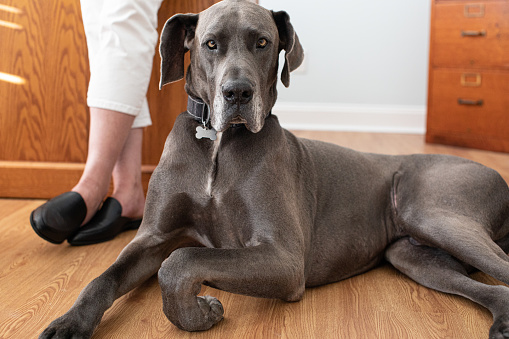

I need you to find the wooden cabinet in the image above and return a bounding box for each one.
[426,0,509,152]
[0,0,220,198]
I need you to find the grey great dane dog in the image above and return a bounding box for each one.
[41,0,509,338]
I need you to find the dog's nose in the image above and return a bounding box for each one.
[222,80,253,105]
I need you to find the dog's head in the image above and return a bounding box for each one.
[159,0,304,133]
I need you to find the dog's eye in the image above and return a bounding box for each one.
[257,38,268,49]
[206,40,217,50]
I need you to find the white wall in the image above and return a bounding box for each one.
[259,0,431,133]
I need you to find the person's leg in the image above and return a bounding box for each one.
[72,108,136,224]
[65,110,146,246]
[30,0,160,244]
[111,126,145,220]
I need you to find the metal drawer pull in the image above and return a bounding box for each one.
[464,4,485,18]
[458,99,484,106]
[461,30,486,37]
[461,73,482,87]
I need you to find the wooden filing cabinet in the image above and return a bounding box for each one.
[426,0,509,152]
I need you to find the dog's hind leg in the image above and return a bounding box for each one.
[393,160,509,282]
[386,237,509,338]
[401,213,509,286]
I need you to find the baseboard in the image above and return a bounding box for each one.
[272,102,426,134]
[0,161,155,199]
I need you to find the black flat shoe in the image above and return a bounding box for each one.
[67,197,142,246]
[30,191,87,244]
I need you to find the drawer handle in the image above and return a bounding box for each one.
[458,99,484,106]
[464,4,485,18]
[461,73,482,87]
[461,30,486,37]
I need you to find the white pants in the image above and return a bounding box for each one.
[80,0,164,128]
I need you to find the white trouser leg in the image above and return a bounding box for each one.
[80,0,164,128]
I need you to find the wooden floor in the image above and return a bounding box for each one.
[1,131,508,339]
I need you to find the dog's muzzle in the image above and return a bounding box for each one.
[211,77,267,133]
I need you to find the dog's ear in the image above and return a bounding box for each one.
[272,10,304,88]
[159,13,199,89]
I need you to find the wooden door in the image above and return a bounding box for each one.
[0,0,221,198]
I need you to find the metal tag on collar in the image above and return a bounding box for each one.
[196,125,217,140]
[195,102,217,141]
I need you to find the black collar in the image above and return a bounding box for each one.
[187,96,211,128]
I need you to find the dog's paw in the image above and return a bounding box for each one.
[170,295,224,332]
[490,314,509,339]
[194,295,224,330]
[198,295,224,323]
[39,314,94,339]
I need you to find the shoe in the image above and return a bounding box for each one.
[67,197,142,246]
[30,191,87,244]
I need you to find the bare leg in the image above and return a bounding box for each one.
[111,127,145,219]
[72,108,136,224]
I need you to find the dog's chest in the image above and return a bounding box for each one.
[204,132,223,197]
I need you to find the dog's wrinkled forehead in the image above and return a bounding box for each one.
[197,0,278,42]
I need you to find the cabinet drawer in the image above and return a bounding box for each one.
[426,69,509,152]
[432,2,509,69]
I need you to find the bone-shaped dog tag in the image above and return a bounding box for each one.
[196,126,217,141]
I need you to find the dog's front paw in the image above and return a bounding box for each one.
[197,295,224,328]
[39,314,94,339]
[166,295,224,332]
[490,314,509,339]
[183,295,224,331]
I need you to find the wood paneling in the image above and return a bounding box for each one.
[0,0,220,198]
[0,0,89,163]
[1,131,508,339]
